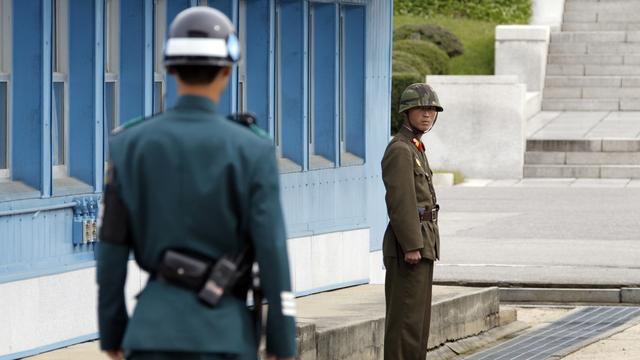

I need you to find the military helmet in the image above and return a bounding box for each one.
[398,83,443,114]
[164,7,241,67]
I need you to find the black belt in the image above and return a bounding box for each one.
[153,249,252,306]
[419,205,440,223]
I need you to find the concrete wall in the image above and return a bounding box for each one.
[425,76,526,179]
[495,25,550,93]
[530,0,566,32]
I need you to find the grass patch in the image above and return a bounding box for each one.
[394,15,497,75]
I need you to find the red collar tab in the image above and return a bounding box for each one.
[411,138,424,152]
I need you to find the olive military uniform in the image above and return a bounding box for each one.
[96,95,297,359]
[382,83,442,360]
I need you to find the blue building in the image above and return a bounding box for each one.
[0,0,392,357]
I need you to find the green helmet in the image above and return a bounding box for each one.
[398,83,444,114]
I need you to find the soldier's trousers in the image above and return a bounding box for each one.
[383,257,434,360]
[127,351,242,360]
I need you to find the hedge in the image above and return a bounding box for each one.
[390,72,423,134]
[393,39,450,75]
[394,24,464,58]
[394,0,532,24]
[392,50,431,77]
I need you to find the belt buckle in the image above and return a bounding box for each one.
[431,208,438,224]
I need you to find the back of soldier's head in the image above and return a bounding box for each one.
[164,7,241,85]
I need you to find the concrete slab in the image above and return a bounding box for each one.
[628,179,640,187]
[570,178,631,187]
[516,178,577,186]
[621,288,640,304]
[527,112,560,137]
[499,288,621,303]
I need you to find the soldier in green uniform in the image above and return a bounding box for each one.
[381,83,444,360]
[96,7,296,360]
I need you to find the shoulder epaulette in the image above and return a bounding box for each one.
[111,116,148,135]
[227,112,270,139]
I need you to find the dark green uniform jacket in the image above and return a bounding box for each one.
[96,95,296,359]
[381,126,440,260]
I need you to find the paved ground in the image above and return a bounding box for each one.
[434,182,640,287]
[527,111,640,139]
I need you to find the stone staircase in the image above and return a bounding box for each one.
[543,0,640,111]
[526,0,640,179]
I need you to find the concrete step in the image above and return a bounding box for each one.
[545,76,624,88]
[527,139,640,152]
[548,54,625,65]
[524,164,640,178]
[543,87,640,99]
[565,1,640,12]
[564,11,640,24]
[542,98,619,111]
[525,151,640,165]
[563,23,640,32]
[550,31,629,44]
[549,42,640,55]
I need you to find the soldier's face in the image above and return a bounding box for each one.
[407,106,438,132]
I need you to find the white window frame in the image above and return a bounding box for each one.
[238,0,246,113]
[104,0,120,165]
[0,0,12,179]
[52,0,69,179]
[153,0,166,114]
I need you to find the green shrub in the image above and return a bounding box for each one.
[394,24,464,58]
[392,60,422,74]
[394,0,532,24]
[392,50,431,77]
[390,72,422,134]
[393,39,450,75]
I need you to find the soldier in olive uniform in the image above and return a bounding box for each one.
[96,7,296,360]
[381,83,443,360]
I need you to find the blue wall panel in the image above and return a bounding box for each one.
[310,2,337,163]
[245,0,271,131]
[11,0,52,195]
[164,0,192,109]
[208,0,237,115]
[279,0,307,167]
[68,0,98,187]
[343,5,366,159]
[119,0,153,123]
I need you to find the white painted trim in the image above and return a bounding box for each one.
[0,260,146,357]
[369,249,385,285]
[164,38,229,57]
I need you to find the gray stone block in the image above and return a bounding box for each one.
[552,31,626,43]
[525,151,567,165]
[623,55,640,65]
[622,76,640,87]
[542,99,619,111]
[589,43,640,54]
[543,87,582,99]
[297,322,318,360]
[548,55,623,65]
[583,87,640,98]
[527,139,603,152]
[598,11,640,23]
[523,164,601,178]
[549,42,587,55]
[585,65,640,76]
[563,23,629,31]
[601,165,640,178]
[621,288,640,304]
[566,152,640,165]
[545,75,621,87]
[563,11,597,23]
[546,64,585,76]
[626,31,640,42]
[620,99,640,110]
[499,308,517,327]
[499,288,620,303]
[603,139,640,151]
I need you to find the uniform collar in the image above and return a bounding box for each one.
[398,125,420,141]
[174,95,218,113]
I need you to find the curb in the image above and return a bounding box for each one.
[499,287,640,304]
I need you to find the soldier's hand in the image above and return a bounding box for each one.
[404,250,422,264]
[104,349,124,360]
